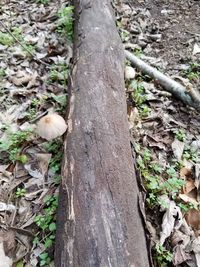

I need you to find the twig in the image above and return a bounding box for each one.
[28,110,48,123]
[0,21,51,67]
[185,30,200,37]
[125,49,200,111]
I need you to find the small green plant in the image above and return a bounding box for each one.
[43,140,63,173]
[143,148,151,162]
[173,128,186,141]
[154,244,173,267]
[57,6,74,41]
[130,81,147,106]
[11,27,23,40]
[133,48,142,58]
[15,187,27,198]
[183,147,200,163]
[22,43,35,55]
[149,163,163,174]
[0,32,14,46]
[183,62,200,81]
[34,195,58,230]
[139,105,151,118]
[139,104,150,118]
[27,98,41,120]
[36,0,50,4]
[0,27,22,46]
[0,68,6,78]
[39,252,51,266]
[0,129,32,163]
[48,63,69,85]
[120,29,130,42]
[51,93,67,108]
[136,148,185,207]
[160,177,185,194]
[34,195,58,265]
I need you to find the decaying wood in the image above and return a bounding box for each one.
[125,50,200,111]
[55,1,150,266]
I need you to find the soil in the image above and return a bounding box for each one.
[130,0,200,71]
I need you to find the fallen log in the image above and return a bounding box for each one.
[55,1,150,266]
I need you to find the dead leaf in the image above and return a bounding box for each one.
[0,230,16,259]
[194,164,200,189]
[145,135,166,150]
[11,70,33,86]
[182,180,196,195]
[180,166,192,179]
[0,243,12,267]
[173,243,191,265]
[128,107,140,129]
[12,46,27,59]
[27,71,38,88]
[24,153,51,180]
[159,196,183,245]
[193,43,200,55]
[191,140,200,152]
[0,202,16,212]
[171,138,185,161]
[179,193,198,205]
[185,209,200,230]
[190,237,200,266]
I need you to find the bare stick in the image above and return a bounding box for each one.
[125,50,200,111]
[0,21,51,67]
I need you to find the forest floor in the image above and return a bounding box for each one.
[0,0,200,266]
[0,0,72,266]
[115,0,200,266]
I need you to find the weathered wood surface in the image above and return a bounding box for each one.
[55,0,150,266]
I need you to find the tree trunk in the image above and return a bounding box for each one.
[55,0,150,266]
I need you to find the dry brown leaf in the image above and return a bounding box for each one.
[15,232,32,262]
[182,180,196,195]
[11,70,33,86]
[179,193,198,205]
[27,71,38,88]
[185,209,200,230]
[128,107,139,129]
[37,153,52,177]
[180,166,192,179]
[146,135,166,150]
[0,230,16,259]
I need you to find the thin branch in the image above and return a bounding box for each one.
[0,21,51,67]
[125,49,200,111]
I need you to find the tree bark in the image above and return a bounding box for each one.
[55,0,150,266]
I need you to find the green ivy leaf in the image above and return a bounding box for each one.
[49,222,56,231]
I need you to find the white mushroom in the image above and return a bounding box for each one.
[37,113,67,140]
[125,66,136,80]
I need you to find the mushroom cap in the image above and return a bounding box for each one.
[125,66,136,80]
[37,113,67,140]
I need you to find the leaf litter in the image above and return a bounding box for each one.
[0,0,72,265]
[1,0,200,266]
[115,0,200,266]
